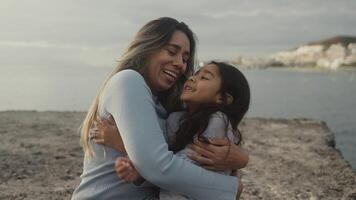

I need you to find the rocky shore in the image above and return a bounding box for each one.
[0,111,355,199]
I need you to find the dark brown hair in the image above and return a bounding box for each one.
[171,61,250,153]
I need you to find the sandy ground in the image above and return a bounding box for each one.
[0,111,355,200]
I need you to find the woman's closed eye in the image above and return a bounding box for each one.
[166,48,177,56]
[201,76,209,80]
[166,46,189,63]
[182,57,188,64]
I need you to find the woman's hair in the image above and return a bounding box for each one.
[81,17,197,158]
[171,61,251,153]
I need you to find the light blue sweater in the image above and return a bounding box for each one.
[71,69,238,200]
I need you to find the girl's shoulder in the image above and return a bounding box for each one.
[202,111,234,139]
[167,111,186,123]
[165,111,186,139]
[210,111,228,122]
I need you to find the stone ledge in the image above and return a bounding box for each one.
[0,111,355,199]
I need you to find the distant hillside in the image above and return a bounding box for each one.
[232,35,356,69]
[307,35,356,48]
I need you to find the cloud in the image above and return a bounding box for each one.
[1,0,356,62]
[0,40,112,51]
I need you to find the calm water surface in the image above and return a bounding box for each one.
[1,66,355,169]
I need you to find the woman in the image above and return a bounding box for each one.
[72,17,246,200]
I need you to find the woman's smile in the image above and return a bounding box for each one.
[142,30,190,93]
[162,68,179,82]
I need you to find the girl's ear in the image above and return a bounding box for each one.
[216,93,234,105]
[225,93,234,105]
[215,93,223,104]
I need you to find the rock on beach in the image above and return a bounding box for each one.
[0,111,355,200]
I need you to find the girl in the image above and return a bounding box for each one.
[97,61,250,199]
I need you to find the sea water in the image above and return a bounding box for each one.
[1,66,355,169]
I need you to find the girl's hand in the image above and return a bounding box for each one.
[115,157,141,183]
[187,138,249,171]
[89,115,126,153]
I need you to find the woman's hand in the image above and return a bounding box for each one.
[187,138,249,171]
[89,115,126,153]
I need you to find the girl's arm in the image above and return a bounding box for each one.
[101,70,238,200]
[90,116,126,153]
[115,157,143,184]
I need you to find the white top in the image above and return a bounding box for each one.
[160,111,236,200]
[165,111,236,175]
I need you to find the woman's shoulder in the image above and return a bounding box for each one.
[106,69,150,92]
[109,69,144,84]
[100,69,153,110]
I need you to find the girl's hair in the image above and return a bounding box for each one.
[171,61,251,153]
[80,17,197,158]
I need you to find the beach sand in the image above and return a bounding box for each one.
[0,111,355,199]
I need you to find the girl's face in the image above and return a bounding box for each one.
[141,30,190,93]
[180,63,222,110]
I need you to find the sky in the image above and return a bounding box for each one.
[1,0,356,68]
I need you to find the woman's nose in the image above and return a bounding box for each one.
[173,55,186,73]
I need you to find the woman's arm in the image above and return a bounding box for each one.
[101,70,238,200]
[188,138,249,170]
[187,112,249,171]
[91,115,249,170]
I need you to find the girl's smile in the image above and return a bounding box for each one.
[181,63,223,109]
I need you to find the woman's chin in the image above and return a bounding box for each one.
[155,84,175,93]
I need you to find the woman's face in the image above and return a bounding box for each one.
[180,64,222,109]
[142,30,190,93]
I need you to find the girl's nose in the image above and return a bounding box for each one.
[189,76,196,82]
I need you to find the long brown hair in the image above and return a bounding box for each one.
[80,17,197,158]
[171,61,250,153]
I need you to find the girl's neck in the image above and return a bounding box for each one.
[187,108,196,114]
[185,103,199,114]
[186,102,219,114]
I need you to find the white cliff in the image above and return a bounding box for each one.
[272,42,356,69]
[232,36,356,69]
